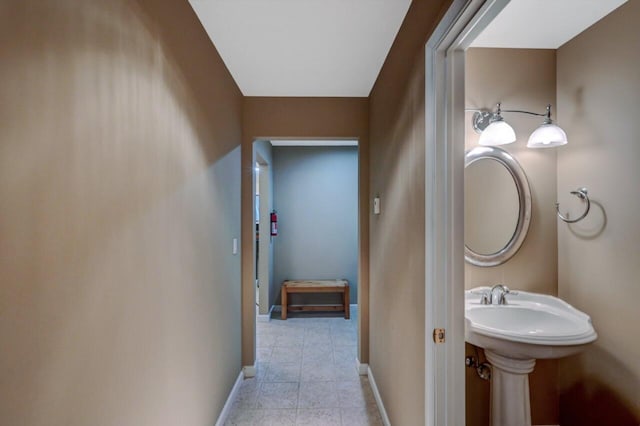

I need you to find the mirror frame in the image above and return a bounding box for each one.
[465,146,532,267]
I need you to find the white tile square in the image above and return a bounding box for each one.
[296,408,341,426]
[275,334,305,347]
[256,347,273,362]
[256,382,299,409]
[340,407,383,426]
[336,379,376,408]
[298,381,338,409]
[232,379,260,409]
[302,345,334,365]
[333,345,357,363]
[264,362,301,382]
[271,346,303,363]
[300,363,336,382]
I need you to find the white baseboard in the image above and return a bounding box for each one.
[242,364,256,378]
[257,305,274,322]
[355,358,369,376]
[368,366,391,426]
[215,371,243,426]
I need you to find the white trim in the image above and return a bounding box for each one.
[242,364,256,378]
[270,139,358,147]
[256,305,274,322]
[367,367,391,426]
[214,371,243,426]
[355,358,369,376]
[425,1,510,425]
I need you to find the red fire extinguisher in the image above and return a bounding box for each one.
[270,211,278,236]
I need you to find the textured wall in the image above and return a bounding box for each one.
[368,0,449,423]
[464,48,559,426]
[557,1,640,423]
[273,146,359,305]
[0,1,243,424]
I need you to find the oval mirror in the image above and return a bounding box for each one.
[464,146,531,267]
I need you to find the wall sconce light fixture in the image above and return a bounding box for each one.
[468,103,568,148]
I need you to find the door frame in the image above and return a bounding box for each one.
[255,154,271,318]
[424,0,510,424]
[245,137,368,373]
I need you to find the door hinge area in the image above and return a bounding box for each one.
[433,328,446,344]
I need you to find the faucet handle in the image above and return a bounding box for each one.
[503,286,519,296]
[499,286,519,305]
[470,289,491,304]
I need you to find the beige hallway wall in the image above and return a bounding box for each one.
[367,0,449,423]
[0,1,243,424]
[241,97,369,366]
[557,0,640,423]
[464,48,559,426]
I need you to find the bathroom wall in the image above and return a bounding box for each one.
[272,146,359,306]
[464,48,559,426]
[0,1,243,425]
[557,0,640,423]
[241,97,369,366]
[368,0,449,423]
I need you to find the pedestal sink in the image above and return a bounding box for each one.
[465,287,597,426]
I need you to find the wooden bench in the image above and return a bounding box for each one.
[281,279,350,320]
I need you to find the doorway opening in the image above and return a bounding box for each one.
[252,139,360,323]
[427,0,630,425]
[240,139,379,421]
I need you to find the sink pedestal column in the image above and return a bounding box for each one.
[485,350,536,426]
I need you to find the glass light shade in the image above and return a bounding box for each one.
[527,123,568,148]
[478,120,516,146]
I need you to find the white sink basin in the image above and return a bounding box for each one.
[465,287,597,426]
[465,287,597,359]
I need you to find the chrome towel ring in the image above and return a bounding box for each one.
[556,188,591,223]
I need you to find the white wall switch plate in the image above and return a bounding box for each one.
[232,238,238,255]
[373,196,381,215]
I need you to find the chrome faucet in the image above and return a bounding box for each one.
[489,284,511,305]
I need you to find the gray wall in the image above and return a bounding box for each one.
[273,146,358,305]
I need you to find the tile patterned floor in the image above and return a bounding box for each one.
[226,309,383,425]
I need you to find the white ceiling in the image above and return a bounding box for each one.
[189,0,411,97]
[472,0,627,49]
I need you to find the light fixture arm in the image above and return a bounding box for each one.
[500,109,545,117]
[501,104,554,123]
[467,104,556,133]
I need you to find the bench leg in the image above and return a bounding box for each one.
[281,287,288,320]
[344,286,350,320]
